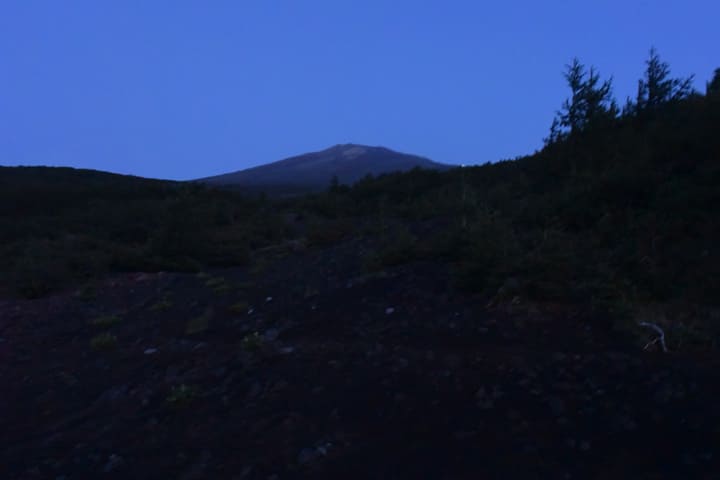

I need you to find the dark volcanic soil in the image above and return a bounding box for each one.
[2,240,719,479]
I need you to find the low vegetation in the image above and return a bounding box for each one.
[1,50,718,349]
[0,171,289,298]
[89,332,118,350]
[88,314,121,328]
[241,332,264,352]
[165,384,199,407]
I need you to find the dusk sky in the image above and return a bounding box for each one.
[1,1,717,180]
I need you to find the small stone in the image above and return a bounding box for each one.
[103,454,124,473]
[263,329,279,342]
[297,448,317,464]
[265,297,273,303]
[144,348,158,355]
[385,307,395,315]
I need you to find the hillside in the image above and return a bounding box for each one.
[196,143,452,193]
[2,69,720,478]
[0,166,289,298]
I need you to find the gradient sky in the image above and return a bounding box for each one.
[1,1,717,180]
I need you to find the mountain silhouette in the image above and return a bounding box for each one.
[196,144,451,191]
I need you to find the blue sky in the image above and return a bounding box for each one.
[1,1,717,180]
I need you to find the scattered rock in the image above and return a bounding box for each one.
[297,448,318,465]
[102,454,125,473]
[263,328,279,342]
[385,307,395,315]
[97,385,128,404]
[144,348,158,355]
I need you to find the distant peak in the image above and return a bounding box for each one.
[339,145,368,159]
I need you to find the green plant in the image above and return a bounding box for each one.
[363,226,419,271]
[241,332,264,352]
[90,333,117,350]
[166,384,199,407]
[228,301,249,314]
[204,276,226,288]
[76,284,97,301]
[150,297,173,311]
[89,314,121,328]
[204,276,231,294]
[185,308,212,335]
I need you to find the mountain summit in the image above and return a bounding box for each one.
[197,144,451,192]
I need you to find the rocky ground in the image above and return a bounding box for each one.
[2,239,719,479]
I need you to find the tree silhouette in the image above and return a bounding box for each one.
[636,47,695,111]
[546,59,616,144]
[707,68,720,97]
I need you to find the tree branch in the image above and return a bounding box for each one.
[638,321,668,353]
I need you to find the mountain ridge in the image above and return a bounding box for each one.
[196,143,453,190]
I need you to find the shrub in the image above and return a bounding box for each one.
[90,333,117,350]
[185,308,212,335]
[89,314,121,328]
[228,301,249,314]
[241,332,264,352]
[166,384,199,407]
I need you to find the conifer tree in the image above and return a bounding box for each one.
[545,59,616,144]
[707,68,720,97]
[636,47,695,111]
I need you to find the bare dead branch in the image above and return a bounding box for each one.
[639,322,668,353]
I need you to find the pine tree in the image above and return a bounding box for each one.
[545,59,616,144]
[707,68,720,97]
[636,47,695,111]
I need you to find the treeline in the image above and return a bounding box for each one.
[298,50,720,324]
[0,168,290,298]
[547,47,718,143]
